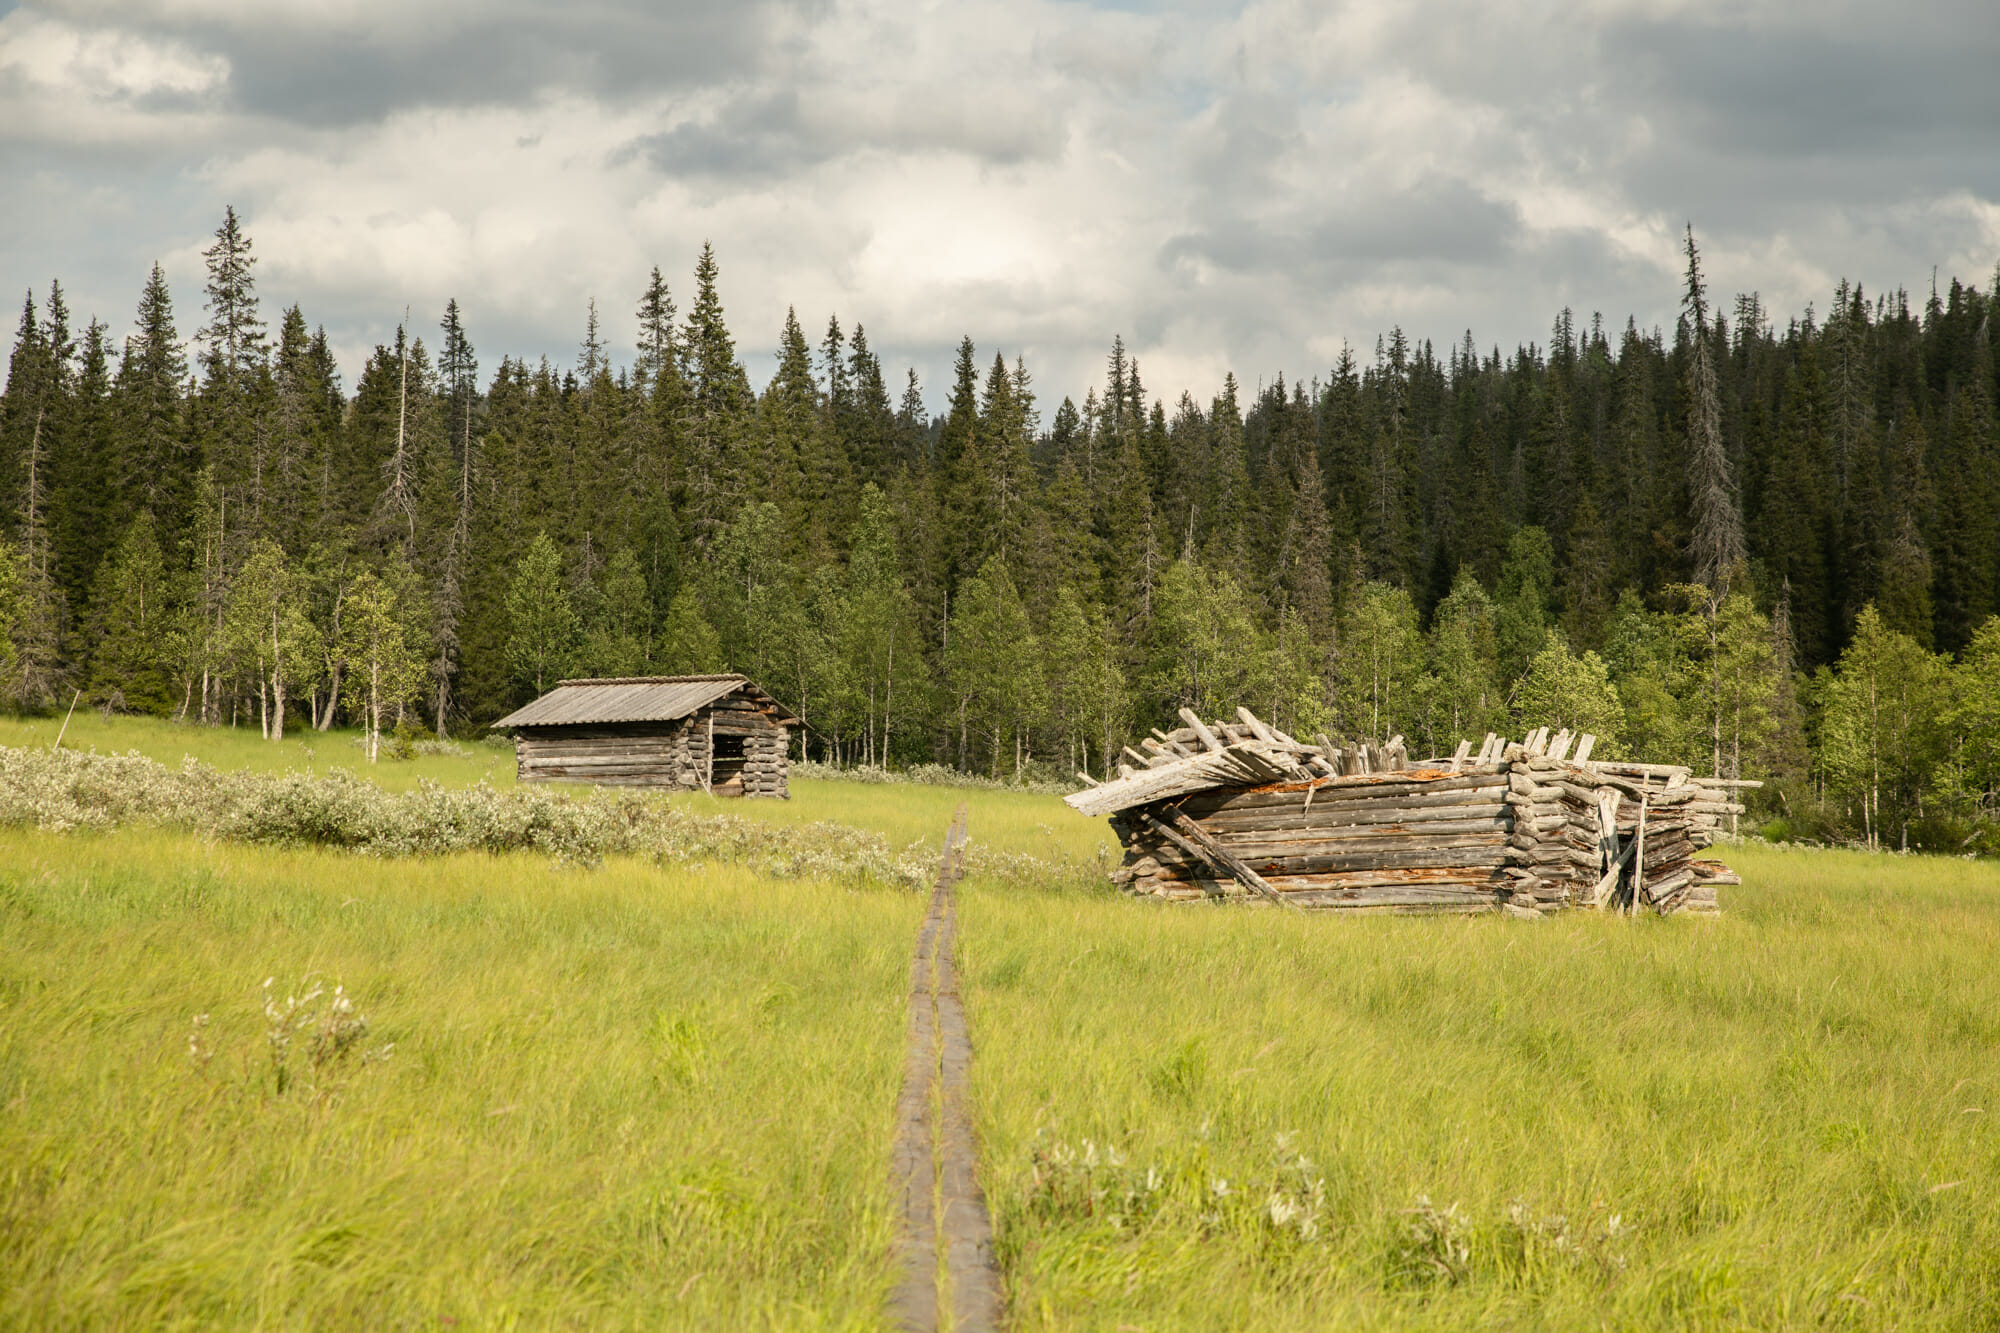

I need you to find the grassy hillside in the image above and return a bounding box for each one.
[960,842,2000,1329]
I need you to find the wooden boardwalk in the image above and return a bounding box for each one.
[889,807,1001,1332]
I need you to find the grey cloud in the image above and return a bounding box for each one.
[622,81,1067,182]
[1165,174,1524,278]
[627,91,826,179]
[1600,12,2000,159]
[45,0,796,126]
[9,0,1999,421]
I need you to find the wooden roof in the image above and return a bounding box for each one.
[492,674,799,729]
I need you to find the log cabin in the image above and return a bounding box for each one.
[493,675,799,796]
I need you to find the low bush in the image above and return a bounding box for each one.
[0,744,940,886]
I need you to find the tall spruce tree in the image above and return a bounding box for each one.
[1681,226,1745,592]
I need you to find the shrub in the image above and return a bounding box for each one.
[0,745,940,887]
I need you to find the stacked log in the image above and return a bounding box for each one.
[1072,711,1751,917]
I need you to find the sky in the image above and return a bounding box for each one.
[2,0,1997,414]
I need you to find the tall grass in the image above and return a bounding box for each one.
[0,829,919,1329]
[959,842,2000,1329]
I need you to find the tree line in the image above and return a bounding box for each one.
[4,210,1999,850]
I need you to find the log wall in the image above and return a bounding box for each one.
[1107,750,1741,916]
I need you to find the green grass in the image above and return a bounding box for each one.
[959,841,2000,1329]
[666,779,1108,868]
[0,829,920,1329]
[2,711,516,792]
[11,712,2000,1327]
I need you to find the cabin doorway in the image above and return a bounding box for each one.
[710,732,747,795]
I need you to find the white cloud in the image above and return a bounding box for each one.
[3,0,1995,412]
[0,8,228,145]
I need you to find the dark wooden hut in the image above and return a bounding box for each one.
[493,675,799,797]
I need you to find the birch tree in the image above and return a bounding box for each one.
[340,566,425,762]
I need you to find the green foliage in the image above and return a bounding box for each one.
[655,586,725,674]
[504,532,577,695]
[1418,568,1505,753]
[9,212,2000,846]
[83,512,172,712]
[1333,581,1421,743]
[1511,629,1622,746]
[1816,604,1948,849]
[575,545,651,677]
[945,555,1043,776]
[1601,590,1699,766]
[342,559,428,762]
[1495,526,1556,681]
[1150,558,1271,729]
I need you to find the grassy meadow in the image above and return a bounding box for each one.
[6,712,1999,1327]
[959,843,2000,1329]
[0,828,919,1329]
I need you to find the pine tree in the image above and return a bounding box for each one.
[1682,226,1746,591]
[937,336,980,476]
[194,207,271,528]
[1875,417,1935,644]
[1277,447,1333,633]
[51,317,114,614]
[113,263,191,535]
[428,298,480,733]
[84,511,173,712]
[682,242,746,548]
[1,289,71,705]
[1930,334,1997,653]
[636,267,677,391]
[505,532,579,695]
[1757,352,1834,664]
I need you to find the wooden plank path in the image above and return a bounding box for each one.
[889,806,1001,1332]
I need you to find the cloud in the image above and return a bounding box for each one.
[3,0,1996,417]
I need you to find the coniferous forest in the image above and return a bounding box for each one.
[5,209,2000,851]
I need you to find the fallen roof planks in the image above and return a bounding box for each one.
[1068,710,1753,917]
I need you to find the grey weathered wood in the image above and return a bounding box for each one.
[1136,810,1301,912]
[1179,708,1226,752]
[1235,706,1280,745]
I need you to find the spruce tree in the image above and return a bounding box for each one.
[1681,226,1745,592]
[505,532,578,695]
[84,511,173,711]
[110,266,191,537]
[681,242,745,548]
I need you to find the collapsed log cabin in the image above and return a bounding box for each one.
[1066,706,1753,916]
[493,675,799,796]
